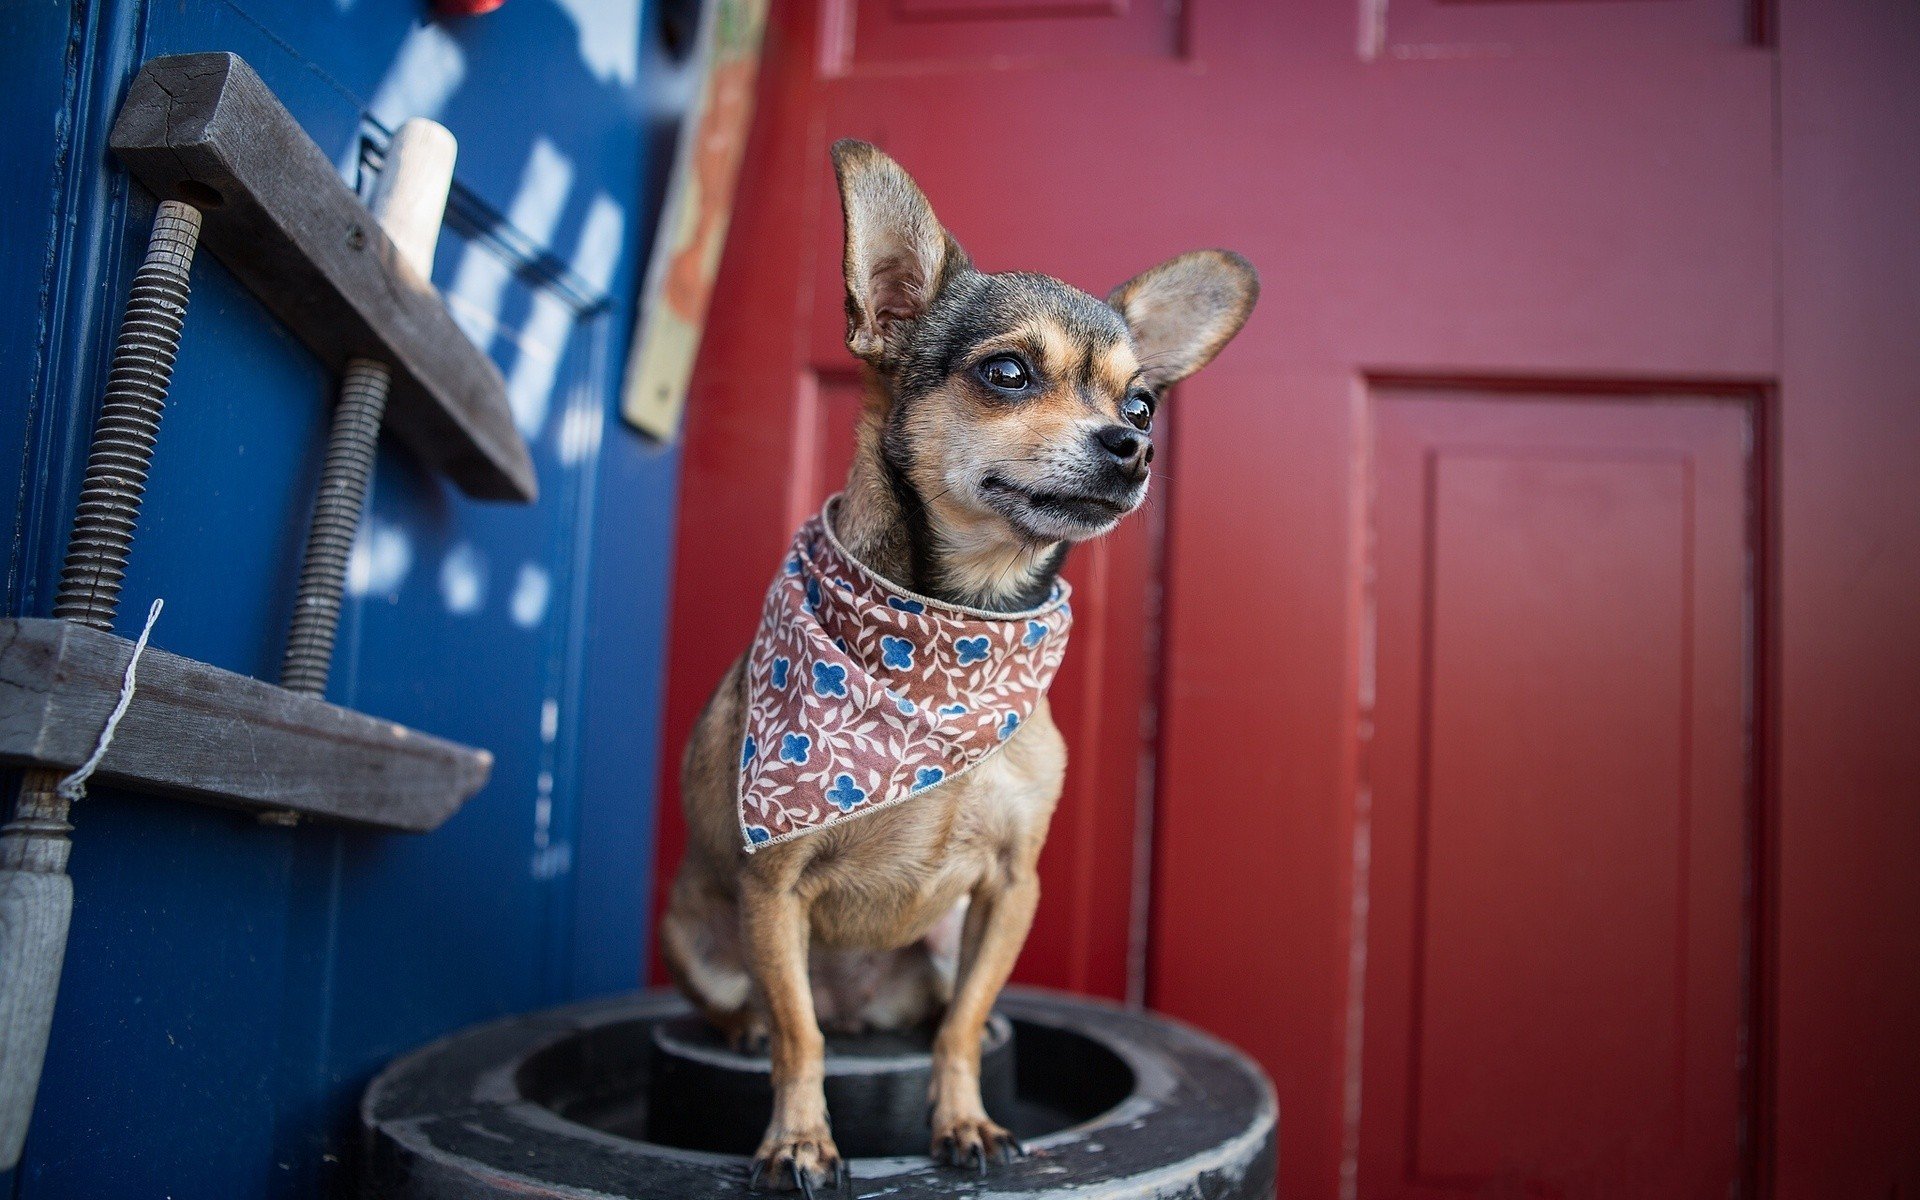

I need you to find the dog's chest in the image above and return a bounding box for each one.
[802,709,1065,950]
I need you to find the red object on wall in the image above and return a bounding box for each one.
[651,0,1920,1195]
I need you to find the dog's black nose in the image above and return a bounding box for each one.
[1094,425,1151,477]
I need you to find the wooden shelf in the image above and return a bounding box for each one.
[0,619,489,832]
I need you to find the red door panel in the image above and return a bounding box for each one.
[786,372,865,529]
[1362,391,1752,1199]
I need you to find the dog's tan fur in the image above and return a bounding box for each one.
[660,140,1256,1191]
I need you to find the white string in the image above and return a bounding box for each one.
[56,598,164,803]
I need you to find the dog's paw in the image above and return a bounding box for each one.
[931,1114,1025,1176]
[748,1129,846,1196]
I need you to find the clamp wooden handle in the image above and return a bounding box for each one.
[368,119,457,276]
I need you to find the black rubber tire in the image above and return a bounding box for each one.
[360,987,1276,1199]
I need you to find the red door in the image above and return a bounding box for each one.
[654,0,1919,1196]
[1360,391,1753,1198]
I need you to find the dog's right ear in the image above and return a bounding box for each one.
[832,139,966,367]
[1108,250,1258,389]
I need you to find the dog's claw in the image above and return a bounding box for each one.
[931,1116,1021,1177]
[749,1135,841,1194]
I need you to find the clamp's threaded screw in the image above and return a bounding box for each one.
[280,358,390,696]
[278,117,457,700]
[53,200,202,633]
[9,196,202,862]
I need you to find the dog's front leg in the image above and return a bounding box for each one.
[741,875,842,1193]
[929,868,1037,1172]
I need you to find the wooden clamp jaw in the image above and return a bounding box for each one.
[109,52,537,503]
[0,620,490,832]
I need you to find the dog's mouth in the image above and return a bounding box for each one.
[980,474,1139,538]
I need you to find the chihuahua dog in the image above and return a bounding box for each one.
[661,140,1256,1193]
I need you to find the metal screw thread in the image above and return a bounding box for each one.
[52,200,202,632]
[10,202,201,864]
[280,357,391,696]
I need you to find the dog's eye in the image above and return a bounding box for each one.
[1122,393,1154,431]
[976,355,1030,393]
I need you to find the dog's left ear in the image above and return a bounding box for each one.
[832,139,968,367]
[1108,250,1259,389]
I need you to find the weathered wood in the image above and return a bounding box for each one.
[0,870,70,1169]
[109,53,536,503]
[620,0,770,440]
[365,119,458,279]
[0,619,490,832]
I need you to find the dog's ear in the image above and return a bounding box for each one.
[1108,250,1258,388]
[832,139,967,366]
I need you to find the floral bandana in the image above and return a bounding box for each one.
[737,497,1072,852]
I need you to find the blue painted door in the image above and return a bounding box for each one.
[0,1,683,1195]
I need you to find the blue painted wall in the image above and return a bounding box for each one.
[0,0,686,1194]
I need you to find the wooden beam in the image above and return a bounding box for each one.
[109,52,537,503]
[0,619,490,832]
